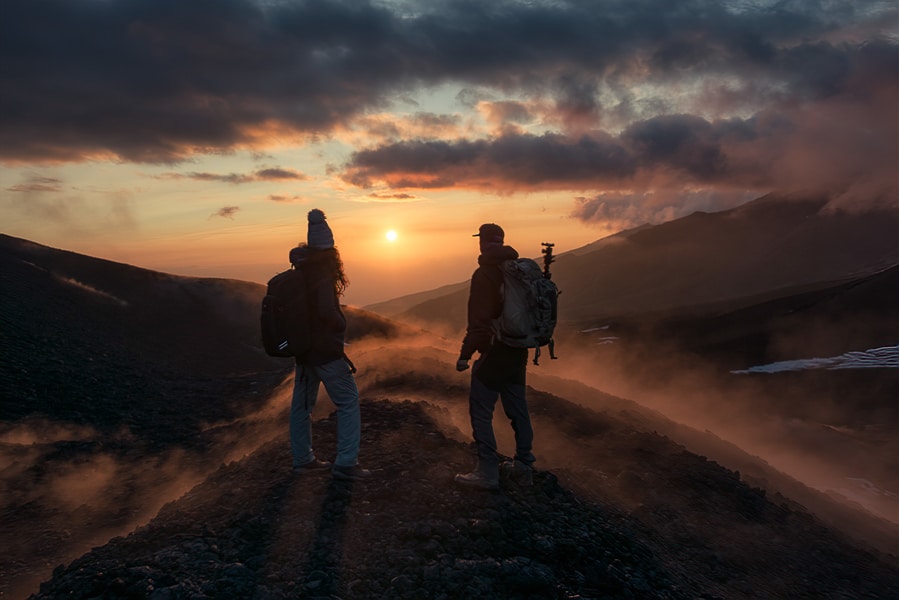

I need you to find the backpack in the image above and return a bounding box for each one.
[260,266,311,358]
[494,257,559,364]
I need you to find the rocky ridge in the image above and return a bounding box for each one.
[30,396,898,600]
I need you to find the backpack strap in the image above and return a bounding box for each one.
[533,338,558,365]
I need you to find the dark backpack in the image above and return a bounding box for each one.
[260,266,311,358]
[494,257,559,364]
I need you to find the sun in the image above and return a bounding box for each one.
[385,229,398,242]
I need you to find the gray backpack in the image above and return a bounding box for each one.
[494,257,559,364]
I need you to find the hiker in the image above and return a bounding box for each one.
[454,223,536,490]
[289,209,371,480]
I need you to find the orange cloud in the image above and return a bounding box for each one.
[157,168,307,185]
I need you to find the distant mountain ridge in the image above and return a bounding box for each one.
[372,193,899,330]
[364,280,468,318]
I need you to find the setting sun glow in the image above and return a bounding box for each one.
[385,230,398,242]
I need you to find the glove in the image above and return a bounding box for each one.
[455,359,470,372]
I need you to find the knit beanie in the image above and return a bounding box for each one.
[307,208,335,249]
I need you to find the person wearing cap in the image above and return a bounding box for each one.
[454,223,536,490]
[288,208,371,481]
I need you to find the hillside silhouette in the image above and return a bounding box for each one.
[374,193,898,331]
[0,234,401,598]
[1,214,897,598]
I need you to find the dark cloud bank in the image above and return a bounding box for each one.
[2,0,895,217]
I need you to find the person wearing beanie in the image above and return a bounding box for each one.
[454,223,535,490]
[288,209,371,481]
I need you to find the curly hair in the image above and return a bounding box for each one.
[327,247,349,297]
[296,244,349,297]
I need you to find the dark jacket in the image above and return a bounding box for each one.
[459,244,528,387]
[289,246,347,365]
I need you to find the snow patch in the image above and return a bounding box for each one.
[581,325,616,344]
[579,325,610,333]
[55,275,129,307]
[732,345,899,374]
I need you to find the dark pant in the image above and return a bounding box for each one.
[469,356,535,480]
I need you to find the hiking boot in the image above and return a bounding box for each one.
[332,464,373,481]
[454,471,500,491]
[292,458,332,475]
[501,459,534,487]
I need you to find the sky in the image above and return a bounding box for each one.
[1,0,896,305]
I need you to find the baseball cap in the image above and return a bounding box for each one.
[472,223,504,243]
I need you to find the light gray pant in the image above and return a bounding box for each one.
[290,358,361,468]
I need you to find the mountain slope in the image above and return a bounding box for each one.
[582,263,899,369]
[557,193,898,321]
[0,233,403,425]
[389,193,899,331]
[0,234,404,598]
[364,280,468,318]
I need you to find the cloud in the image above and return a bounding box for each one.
[341,132,637,190]
[571,189,757,229]
[211,206,240,219]
[361,192,419,203]
[268,194,304,203]
[254,168,306,181]
[179,172,255,184]
[1,0,892,165]
[554,74,602,131]
[1,0,403,163]
[339,112,466,146]
[7,177,64,193]
[160,168,306,184]
[341,52,898,205]
[0,0,894,218]
[478,100,536,128]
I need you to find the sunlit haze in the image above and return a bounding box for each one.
[1,0,896,305]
